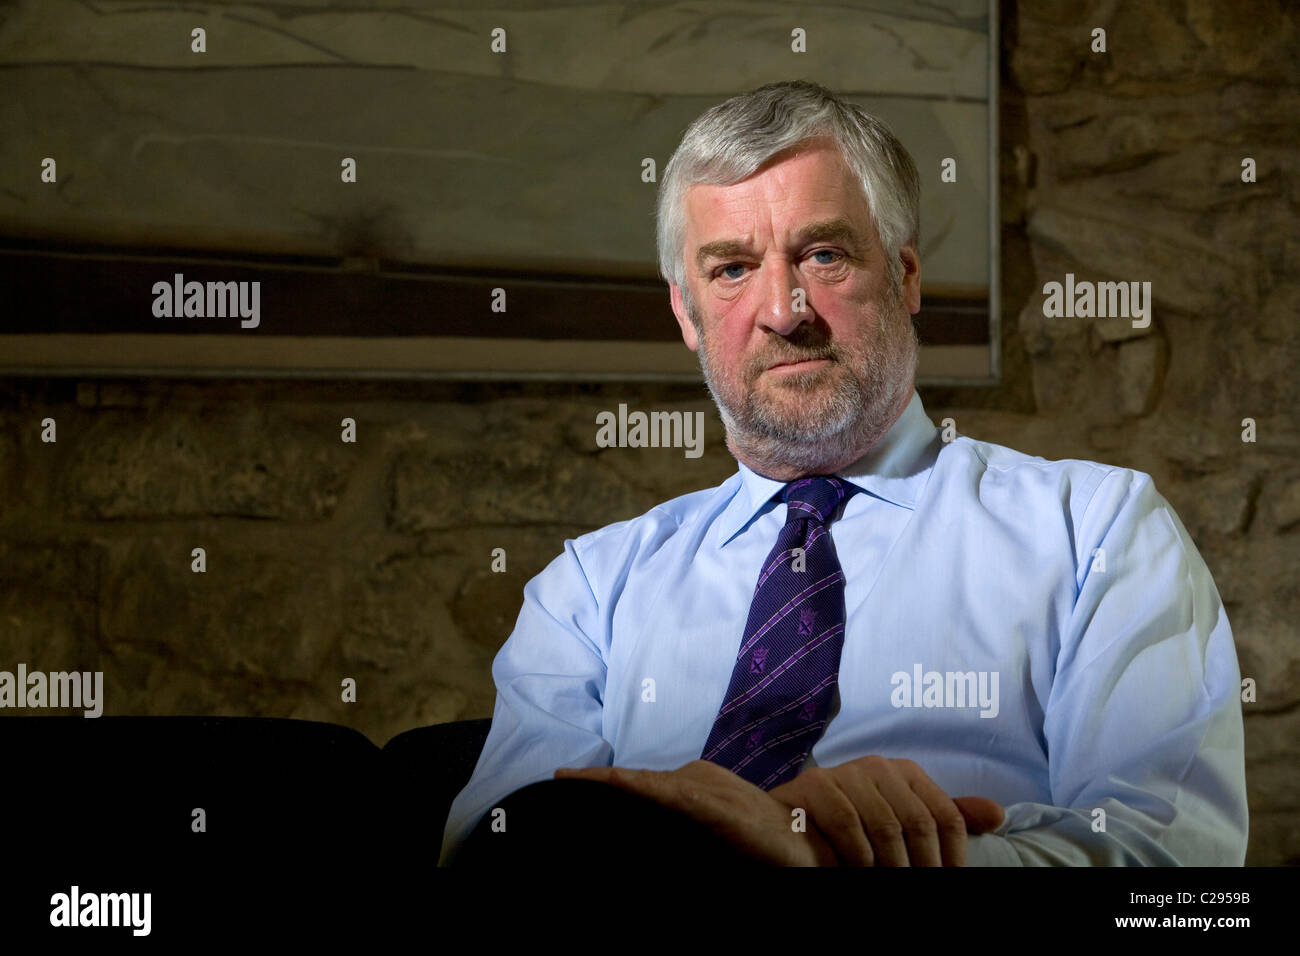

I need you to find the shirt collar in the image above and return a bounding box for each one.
[715,389,939,549]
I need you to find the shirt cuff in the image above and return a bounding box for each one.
[965,832,1024,866]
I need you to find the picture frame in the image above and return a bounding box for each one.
[0,0,998,384]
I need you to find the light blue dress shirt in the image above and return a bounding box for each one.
[439,390,1248,866]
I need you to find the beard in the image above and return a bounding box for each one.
[691,284,919,476]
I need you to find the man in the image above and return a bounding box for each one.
[438,80,1247,866]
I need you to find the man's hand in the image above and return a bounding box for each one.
[768,755,1004,866]
[555,756,1003,866]
[554,760,839,866]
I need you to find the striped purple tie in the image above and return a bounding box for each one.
[700,475,859,790]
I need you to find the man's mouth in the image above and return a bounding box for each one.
[767,357,833,372]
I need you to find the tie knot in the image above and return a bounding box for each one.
[780,476,857,526]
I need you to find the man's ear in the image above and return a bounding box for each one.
[669,282,700,352]
[899,244,922,315]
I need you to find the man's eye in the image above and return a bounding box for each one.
[810,249,843,265]
[718,263,746,280]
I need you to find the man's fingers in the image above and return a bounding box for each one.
[553,767,612,782]
[903,773,970,866]
[553,766,659,801]
[785,772,877,866]
[953,796,1005,835]
[556,764,720,822]
[850,762,930,866]
[555,766,659,796]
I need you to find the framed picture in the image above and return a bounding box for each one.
[0,0,998,384]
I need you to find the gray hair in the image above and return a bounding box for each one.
[656,80,920,320]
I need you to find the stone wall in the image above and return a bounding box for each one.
[0,377,735,741]
[980,0,1298,866]
[1,0,1296,864]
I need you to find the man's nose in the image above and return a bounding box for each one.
[758,262,813,336]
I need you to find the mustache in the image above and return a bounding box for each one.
[755,333,839,371]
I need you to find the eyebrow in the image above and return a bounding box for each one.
[694,218,867,273]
